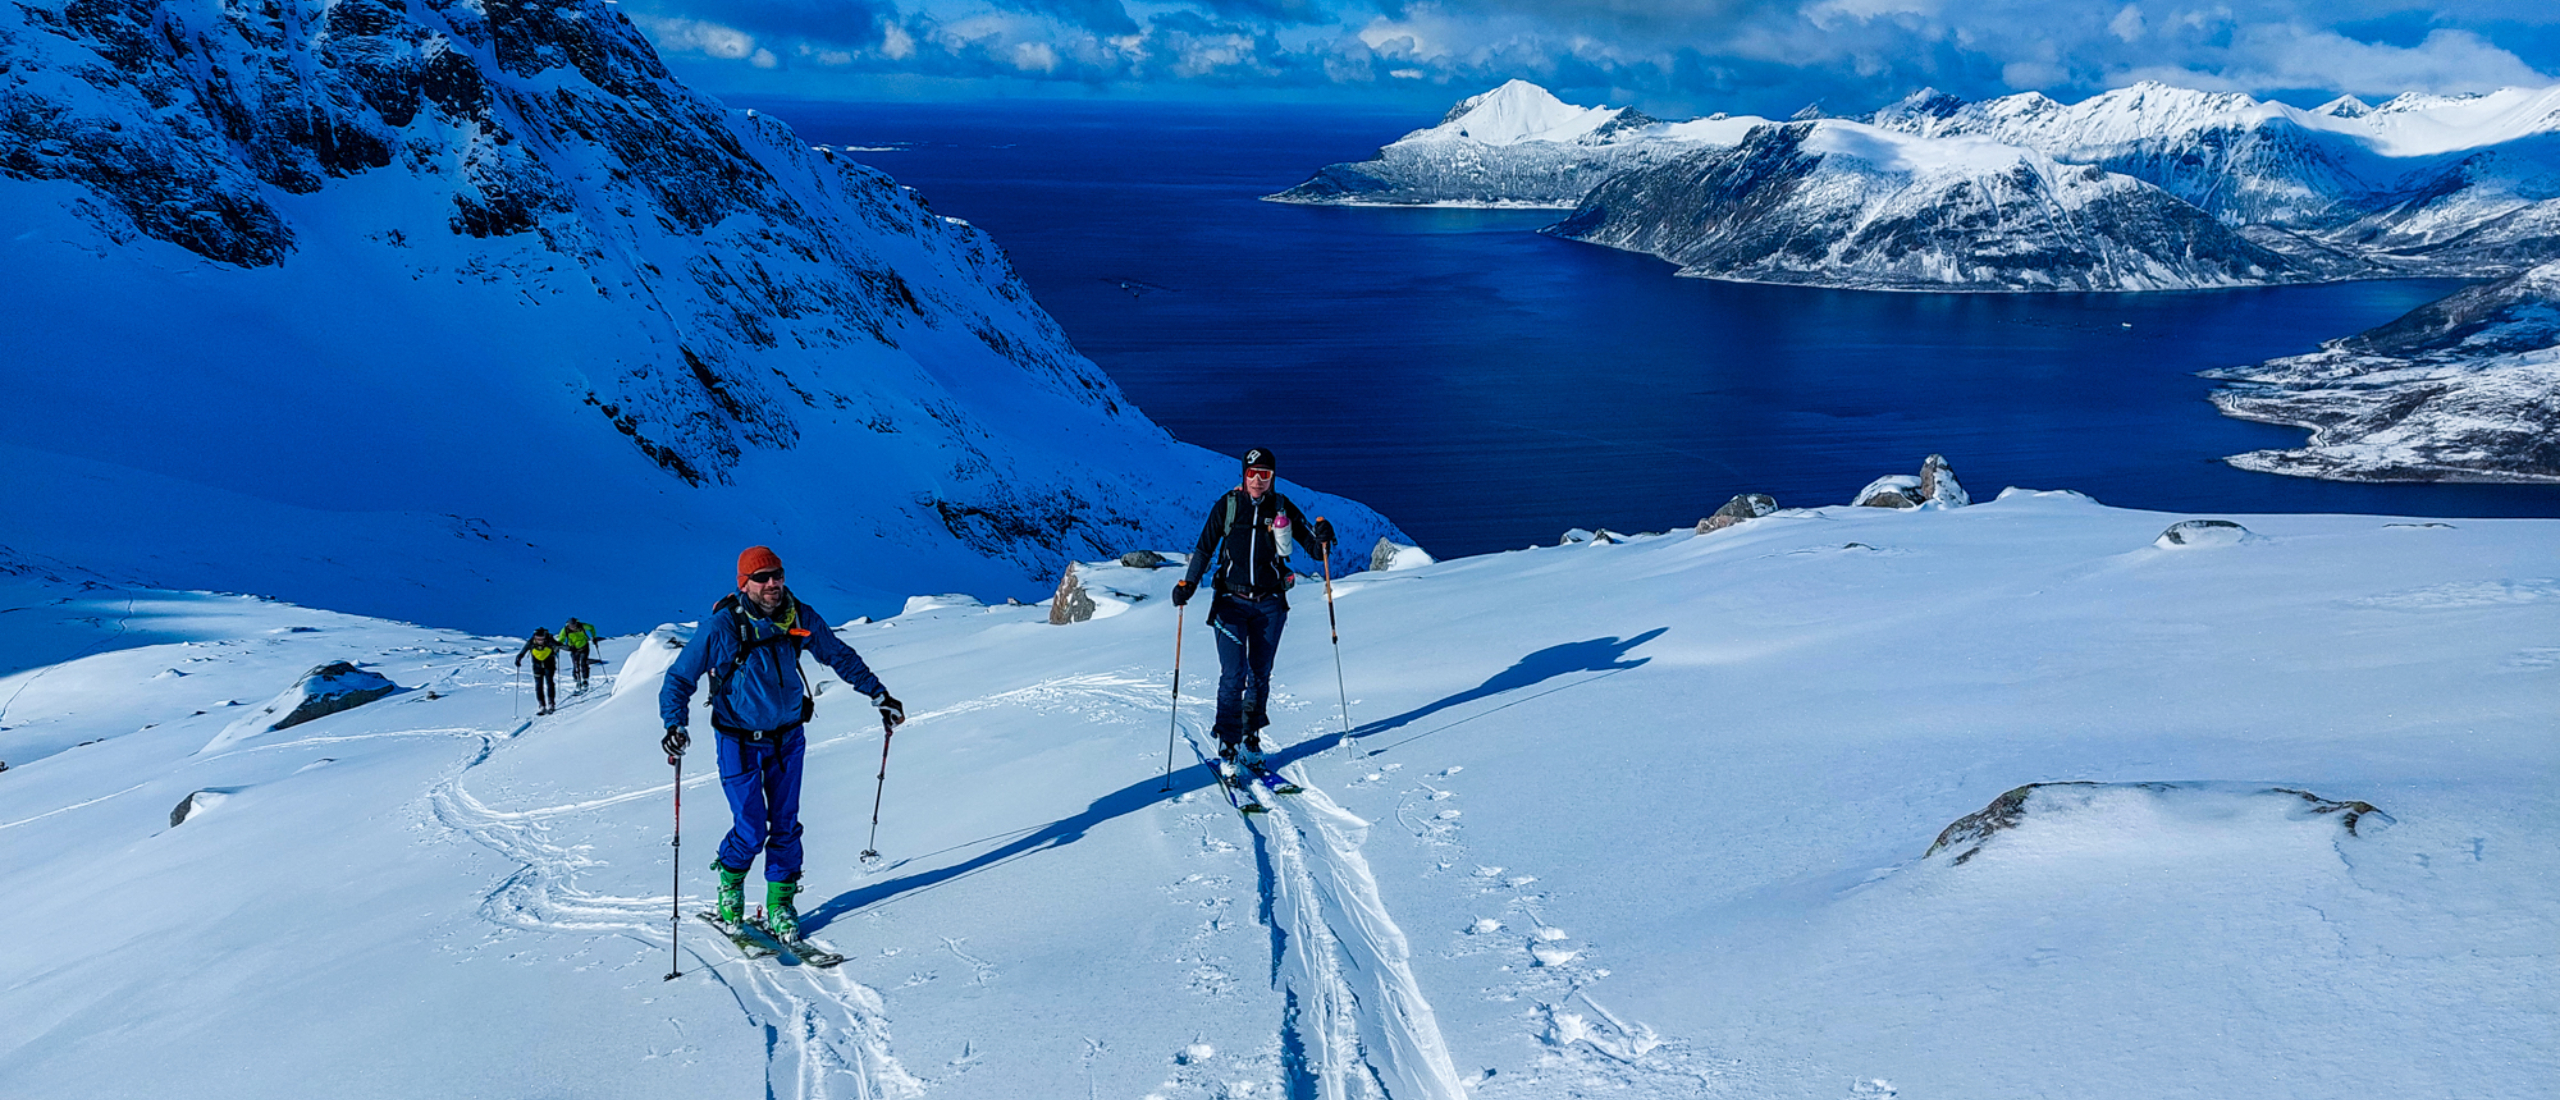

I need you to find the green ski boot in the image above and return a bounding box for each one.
[765,879,802,942]
[713,862,747,925]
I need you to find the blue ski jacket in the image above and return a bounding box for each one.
[660,595,887,734]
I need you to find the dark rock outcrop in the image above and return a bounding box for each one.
[1048,563,1096,624]
[1697,493,1777,533]
[271,662,399,731]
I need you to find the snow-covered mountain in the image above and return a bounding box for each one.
[2206,260,2560,483]
[5,487,2553,1099]
[0,0,1399,633]
[1547,120,2303,291]
[1872,81,2560,276]
[1280,79,2560,289]
[1266,80,1771,208]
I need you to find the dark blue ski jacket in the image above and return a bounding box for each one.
[660,595,887,734]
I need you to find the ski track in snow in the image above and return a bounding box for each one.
[1174,719,1467,1100]
[421,665,922,1100]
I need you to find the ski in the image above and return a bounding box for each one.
[745,918,847,968]
[1215,760,1270,815]
[697,911,778,960]
[1240,755,1302,794]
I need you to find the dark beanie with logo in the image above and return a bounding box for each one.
[1243,447,1276,472]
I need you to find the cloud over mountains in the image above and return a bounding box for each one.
[617,0,2559,112]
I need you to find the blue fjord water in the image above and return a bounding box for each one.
[739,97,2559,558]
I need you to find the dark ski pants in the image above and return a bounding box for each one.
[528,659,557,711]
[716,726,806,882]
[568,647,592,690]
[1210,594,1288,749]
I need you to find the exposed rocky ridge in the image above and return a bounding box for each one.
[1549,121,2301,291]
[2207,261,2560,483]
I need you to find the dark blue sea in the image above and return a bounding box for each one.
[736,97,2560,556]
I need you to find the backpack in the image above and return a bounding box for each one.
[708,595,816,725]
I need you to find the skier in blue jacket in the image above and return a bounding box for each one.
[660,546,904,940]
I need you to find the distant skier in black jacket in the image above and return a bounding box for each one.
[1172,447,1334,763]
[515,627,560,716]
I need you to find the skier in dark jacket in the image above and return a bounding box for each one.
[659,546,904,941]
[1172,447,1334,765]
[514,627,560,715]
[559,618,601,693]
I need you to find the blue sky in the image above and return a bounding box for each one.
[621,0,2560,116]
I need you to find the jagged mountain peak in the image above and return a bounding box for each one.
[2314,94,2373,119]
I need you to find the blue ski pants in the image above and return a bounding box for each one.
[715,726,806,882]
[1210,594,1288,748]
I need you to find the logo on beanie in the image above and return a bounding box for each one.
[1242,447,1276,471]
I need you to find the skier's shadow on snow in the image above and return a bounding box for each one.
[1299,628,1666,762]
[800,629,1664,933]
[800,757,1244,934]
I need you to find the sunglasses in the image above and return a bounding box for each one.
[1243,468,1274,479]
[746,569,785,584]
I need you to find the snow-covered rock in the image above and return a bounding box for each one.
[1369,537,1434,571]
[1549,120,2303,291]
[0,0,1403,632]
[1923,782,2394,867]
[1853,456,1971,508]
[2153,519,2258,549]
[2208,261,2560,483]
[1267,80,1770,208]
[202,661,399,753]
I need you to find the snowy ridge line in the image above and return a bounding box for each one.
[1194,723,1468,1100]
[423,725,921,1100]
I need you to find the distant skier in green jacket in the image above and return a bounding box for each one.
[559,617,601,693]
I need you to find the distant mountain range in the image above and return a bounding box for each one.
[1273,80,2560,293]
[0,0,1399,630]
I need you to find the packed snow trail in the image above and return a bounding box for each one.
[1190,725,1469,1100]
[422,656,920,1100]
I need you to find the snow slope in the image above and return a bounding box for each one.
[3,486,2551,1099]
[0,0,1400,634]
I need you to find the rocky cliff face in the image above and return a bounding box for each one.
[1549,121,2302,292]
[2207,261,2560,483]
[0,0,1401,628]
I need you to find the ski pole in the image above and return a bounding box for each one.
[664,753,683,981]
[860,712,895,863]
[1160,609,1184,791]
[1318,531,1352,750]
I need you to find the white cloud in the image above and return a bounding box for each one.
[882,23,915,61]
[1012,41,1060,72]
[2217,25,2550,96]
[636,16,760,62]
[2108,4,2144,43]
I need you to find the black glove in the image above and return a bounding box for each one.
[662,727,689,760]
[1171,580,1195,607]
[1310,518,1336,548]
[874,692,905,728]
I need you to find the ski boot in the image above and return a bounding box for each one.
[1240,733,1268,772]
[765,879,802,942]
[713,862,747,925]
